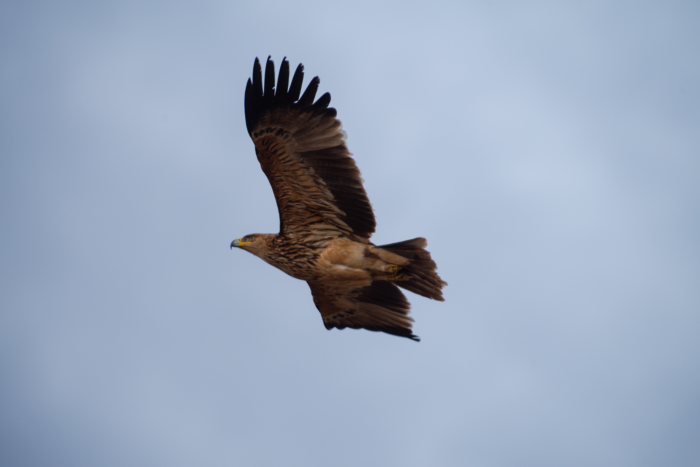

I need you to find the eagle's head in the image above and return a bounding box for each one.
[230,233,272,259]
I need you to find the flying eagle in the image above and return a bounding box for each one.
[231,57,446,341]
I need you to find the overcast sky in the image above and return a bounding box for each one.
[1,1,699,466]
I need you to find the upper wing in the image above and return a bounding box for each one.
[244,57,376,243]
[308,279,419,341]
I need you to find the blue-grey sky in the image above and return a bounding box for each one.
[1,1,699,466]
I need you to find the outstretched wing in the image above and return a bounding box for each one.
[308,279,419,341]
[244,57,376,243]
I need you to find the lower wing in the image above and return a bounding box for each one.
[308,279,419,341]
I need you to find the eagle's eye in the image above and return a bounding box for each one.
[246,235,255,242]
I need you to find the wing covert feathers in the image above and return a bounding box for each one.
[245,57,376,240]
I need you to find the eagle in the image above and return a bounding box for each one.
[230,57,446,341]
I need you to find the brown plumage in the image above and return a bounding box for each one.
[231,57,446,341]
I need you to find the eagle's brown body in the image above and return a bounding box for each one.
[254,234,407,283]
[231,57,446,341]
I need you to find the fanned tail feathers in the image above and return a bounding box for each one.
[379,237,447,301]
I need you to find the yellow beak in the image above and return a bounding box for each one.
[230,238,252,249]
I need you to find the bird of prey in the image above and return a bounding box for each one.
[231,57,446,341]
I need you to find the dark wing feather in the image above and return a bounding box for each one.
[275,57,289,104]
[297,76,319,107]
[312,92,331,113]
[288,64,304,103]
[244,57,376,241]
[308,280,419,341]
[263,56,275,107]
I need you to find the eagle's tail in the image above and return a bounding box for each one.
[378,237,446,301]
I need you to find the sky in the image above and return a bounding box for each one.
[1,1,699,466]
